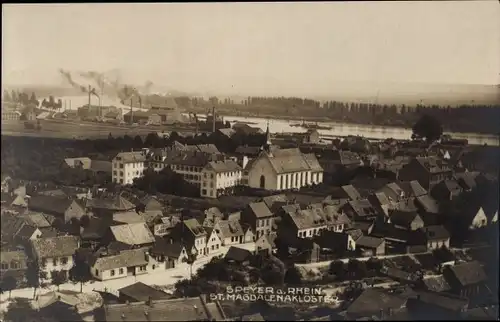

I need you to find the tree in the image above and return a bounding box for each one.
[4,89,11,102]
[30,92,38,105]
[1,276,18,299]
[133,135,143,147]
[284,265,303,285]
[329,260,345,278]
[26,260,44,299]
[51,270,68,291]
[69,251,92,293]
[412,114,443,142]
[185,252,198,279]
[48,96,56,108]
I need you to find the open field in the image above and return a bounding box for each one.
[1,119,195,139]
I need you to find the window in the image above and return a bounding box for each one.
[61,257,68,265]
[210,182,214,188]
[119,268,124,274]
[120,164,124,169]
[95,269,99,275]
[113,171,117,175]
[53,258,58,266]
[120,171,124,176]
[266,219,270,226]
[10,262,19,269]
[202,189,207,195]
[211,173,214,179]
[110,269,115,276]
[1,263,8,269]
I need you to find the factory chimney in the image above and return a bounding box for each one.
[212,106,216,133]
[88,85,92,109]
[130,99,134,125]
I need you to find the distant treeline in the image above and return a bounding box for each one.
[166,95,500,135]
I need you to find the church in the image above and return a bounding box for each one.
[244,123,324,191]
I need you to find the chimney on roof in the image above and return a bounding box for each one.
[146,296,153,307]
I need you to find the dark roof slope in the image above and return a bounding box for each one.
[118,282,172,302]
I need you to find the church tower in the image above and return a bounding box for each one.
[261,120,272,152]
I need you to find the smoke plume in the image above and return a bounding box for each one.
[59,69,88,93]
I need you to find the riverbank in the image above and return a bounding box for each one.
[198,109,499,136]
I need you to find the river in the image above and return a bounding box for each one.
[217,115,499,146]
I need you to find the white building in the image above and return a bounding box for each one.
[200,159,242,198]
[112,151,147,185]
[245,148,324,191]
[30,236,80,281]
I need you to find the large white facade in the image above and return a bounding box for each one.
[246,149,324,191]
[112,151,147,185]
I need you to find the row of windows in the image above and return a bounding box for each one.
[113,170,144,177]
[278,171,321,189]
[41,257,69,267]
[201,189,216,197]
[0,262,23,270]
[172,165,202,173]
[110,268,125,276]
[257,218,271,227]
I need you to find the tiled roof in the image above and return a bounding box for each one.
[356,236,384,248]
[266,148,321,174]
[204,159,242,173]
[248,202,273,218]
[446,261,487,287]
[89,195,136,211]
[398,180,428,197]
[91,248,148,271]
[31,236,79,259]
[422,275,451,293]
[347,289,407,318]
[118,282,171,302]
[90,160,112,173]
[140,196,164,212]
[114,151,147,163]
[28,196,76,216]
[151,238,186,258]
[102,296,223,321]
[341,185,362,201]
[420,225,450,241]
[64,157,92,169]
[22,213,52,228]
[416,195,440,214]
[389,210,420,227]
[346,199,379,218]
[113,211,145,224]
[217,220,244,238]
[0,250,28,265]
[225,246,253,262]
[110,223,155,246]
[183,218,206,237]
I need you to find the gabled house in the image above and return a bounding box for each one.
[150,238,188,269]
[355,236,385,256]
[419,225,450,250]
[342,199,380,221]
[345,288,408,320]
[176,218,208,256]
[99,296,227,322]
[30,236,80,280]
[118,282,172,303]
[368,192,392,220]
[461,204,488,230]
[398,156,454,191]
[430,179,463,201]
[280,206,328,239]
[225,246,253,265]
[340,185,363,201]
[106,223,156,248]
[388,210,425,231]
[1,192,28,208]
[89,248,149,281]
[28,196,87,223]
[245,148,324,191]
[212,220,249,246]
[138,196,164,212]
[112,211,145,225]
[415,194,441,225]
[408,291,469,320]
[443,261,488,298]
[205,227,222,254]
[255,232,277,255]
[314,230,357,253]
[241,202,275,240]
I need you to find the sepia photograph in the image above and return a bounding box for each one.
[1,2,499,321]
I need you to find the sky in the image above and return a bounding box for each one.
[2,2,500,96]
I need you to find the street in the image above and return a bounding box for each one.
[0,242,256,312]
